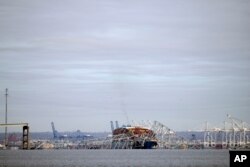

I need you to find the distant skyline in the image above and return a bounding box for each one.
[1,0,250,132]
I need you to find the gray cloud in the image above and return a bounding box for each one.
[0,0,250,132]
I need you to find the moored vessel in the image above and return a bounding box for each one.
[112,126,157,149]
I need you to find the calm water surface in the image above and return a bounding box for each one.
[0,149,229,167]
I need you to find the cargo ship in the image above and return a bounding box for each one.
[111,126,158,149]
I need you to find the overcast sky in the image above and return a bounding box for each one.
[0,0,250,132]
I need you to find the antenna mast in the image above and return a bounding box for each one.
[5,88,8,147]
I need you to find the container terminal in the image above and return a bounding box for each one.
[1,115,250,150]
[1,89,250,150]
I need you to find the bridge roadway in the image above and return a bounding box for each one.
[0,123,28,127]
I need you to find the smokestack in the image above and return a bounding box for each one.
[110,121,114,132]
[115,121,119,129]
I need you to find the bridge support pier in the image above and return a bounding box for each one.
[23,125,29,149]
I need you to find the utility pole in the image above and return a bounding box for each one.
[5,88,8,147]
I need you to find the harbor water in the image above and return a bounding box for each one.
[0,149,229,167]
